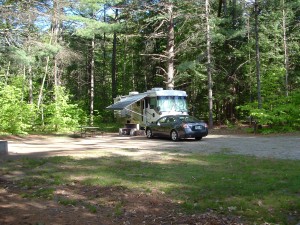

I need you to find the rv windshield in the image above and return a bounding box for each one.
[157,96,188,112]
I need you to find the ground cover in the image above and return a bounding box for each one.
[1,151,299,224]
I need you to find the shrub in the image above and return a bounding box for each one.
[0,85,32,134]
[237,91,300,132]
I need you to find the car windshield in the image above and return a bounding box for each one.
[178,116,201,123]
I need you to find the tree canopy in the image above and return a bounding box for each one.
[0,0,299,134]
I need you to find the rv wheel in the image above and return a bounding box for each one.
[146,129,153,139]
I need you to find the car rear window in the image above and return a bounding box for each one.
[179,116,201,123]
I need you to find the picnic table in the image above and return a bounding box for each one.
[78,126,103,137]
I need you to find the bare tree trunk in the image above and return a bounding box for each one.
[166,1,175,90]
[217,0,227,17]
[254,0,262,109]
[247,16,253,102]
[206,0,213,128]
[90,35,95,126]
[28,65,33,104]
[102,4,108,102]
[112,9,118,99]
[223,0,227,16]
[102,32,107,88]
[218,0,222,17]
[53,0,60,88]
[22,65,26,102]
[37,55,50,128]
[282,0,289,97]
[38,0,58,110]
[37,56,50,109]
[123,37,128,95]
[232,0,237,27]
[5,61,10,85]
[54,57,59,88]
[132,53,135,89]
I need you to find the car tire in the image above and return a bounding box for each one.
[146,129,153,139]
[170,130,179,141]
[195,137,202,141]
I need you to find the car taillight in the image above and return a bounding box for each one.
[182,123,189,129]
[204,123,208,128]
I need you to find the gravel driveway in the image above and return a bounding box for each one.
[5,133,300,160]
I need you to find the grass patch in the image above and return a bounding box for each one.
[58,197,97,213]
[58,197,78,206]
[21,187,54,199]
[1,154,299,224]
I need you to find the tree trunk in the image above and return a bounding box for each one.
[247,16,253,103]
[123,37,128,95]
[232,0,237,27]
[254,0,262,109]
[223,0,227,15]
[28,65,33,104]
[22,65,26,102]
[37,56,50,109]
[90,35,95,126]
[166,1,175,90]
[206,0,213,128]
[282,0,289,97]
[102,5,108,105]
[52,0,60,88]
[5,61,10,85]
[218,0,227,17]
[112,9,118,99]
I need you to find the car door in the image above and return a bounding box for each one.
[152,116,168,137]
[161,116,176,137]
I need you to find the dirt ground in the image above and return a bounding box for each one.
[1,129,299,225]
[0,179,242,225]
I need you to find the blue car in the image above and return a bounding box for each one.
[146,115,208,141]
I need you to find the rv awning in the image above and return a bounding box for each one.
[106,94,147,110]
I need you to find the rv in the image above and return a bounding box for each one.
[106,88,189,129]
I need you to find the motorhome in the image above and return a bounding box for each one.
[106,88,189,130]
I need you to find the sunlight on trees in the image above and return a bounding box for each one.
[0,0,299,134]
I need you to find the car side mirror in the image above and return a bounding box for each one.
[157,122,160,126]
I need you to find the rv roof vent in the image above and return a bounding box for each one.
[151,87,163,91]
[129,91,139,95]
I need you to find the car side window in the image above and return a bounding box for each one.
[167,117,175,123]
[179,116,186,122]
[158,117,168,124]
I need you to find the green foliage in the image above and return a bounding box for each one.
[41,87,85,132]
[1,0,300,132]
[238,91,300,132]
[0,82,33,134]
[7,47,35,66]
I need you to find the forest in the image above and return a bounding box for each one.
[0,0,299,134]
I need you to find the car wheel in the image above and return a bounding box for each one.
[170,130,179,141]
[195,136,202,141]
[146,129,153,139]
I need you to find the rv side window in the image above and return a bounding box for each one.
[149,97,157,109]
[144,98,149,109]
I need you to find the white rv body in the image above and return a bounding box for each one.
[107,88,188,127]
